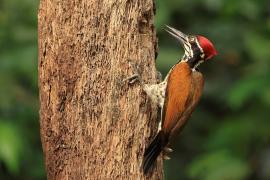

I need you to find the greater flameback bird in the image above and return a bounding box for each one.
[127,25,217,174]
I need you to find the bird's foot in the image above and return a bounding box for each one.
[124,60,143,85]
[123,74,141,84]
[163,146,173,160]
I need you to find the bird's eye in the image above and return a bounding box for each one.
[189,36,195,42]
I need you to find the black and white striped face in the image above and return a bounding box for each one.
[182,35,205,62]
[165,26,206,67]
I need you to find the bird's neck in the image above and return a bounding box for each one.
[181,55,203,70]
[164,57,202,81]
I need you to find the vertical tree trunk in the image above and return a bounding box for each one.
[38,0,163,179]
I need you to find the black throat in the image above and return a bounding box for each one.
[186,41,203,69]
[187,56,199,69]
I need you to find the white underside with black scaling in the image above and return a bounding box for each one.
[143,81,167,108]
[143,83,166,130]
[142,73,171,131]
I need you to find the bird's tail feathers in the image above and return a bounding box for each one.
[142,131,167,174]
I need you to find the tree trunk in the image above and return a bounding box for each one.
[38,0,163,179]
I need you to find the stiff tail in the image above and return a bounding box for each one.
[142,131,166,174]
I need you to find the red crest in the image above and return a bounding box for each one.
[197,35,218,60]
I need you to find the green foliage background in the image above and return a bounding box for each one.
[0,0,269,179]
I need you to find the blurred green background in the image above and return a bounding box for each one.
[0,0,270,179]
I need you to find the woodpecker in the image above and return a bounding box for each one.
[127,25,218,174]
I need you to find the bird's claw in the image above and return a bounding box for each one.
[163,155,171,160]
[164,147,173,153]
[163,146,173,160]
[123,74,140,84]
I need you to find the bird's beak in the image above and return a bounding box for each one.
[165,25,188,45]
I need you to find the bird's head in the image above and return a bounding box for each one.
[166,25,218,68]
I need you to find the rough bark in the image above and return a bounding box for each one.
[38,0,163,179]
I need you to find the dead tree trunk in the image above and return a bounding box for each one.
[38,0,163,179]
